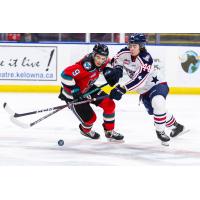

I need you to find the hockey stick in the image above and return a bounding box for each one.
[3,103,66,118]
[3,83,108,118]
[10,95,109,128]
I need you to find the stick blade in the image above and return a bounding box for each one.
[9,116,30,129]
[3,103,15,115]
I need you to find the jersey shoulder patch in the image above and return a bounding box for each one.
[83,61,92,70]
[139,51,153,65]
[81,53,94,71]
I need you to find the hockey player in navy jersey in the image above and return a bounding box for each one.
[58,43,124,141]
[109,33,186,145]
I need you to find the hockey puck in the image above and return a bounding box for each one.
[58,139,64,146]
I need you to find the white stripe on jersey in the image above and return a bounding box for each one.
[103,117,115,121]
[62,89,73,99]
[61,77,75,86]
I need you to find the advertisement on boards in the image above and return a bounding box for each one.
[0,46,57,81]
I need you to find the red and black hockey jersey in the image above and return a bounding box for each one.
[61,53,110,99]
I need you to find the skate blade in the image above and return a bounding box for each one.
[171,127,190,138]
[161,141,170,146]
[181,128,190,135]
[107,138,125,143]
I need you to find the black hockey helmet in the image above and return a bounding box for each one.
[93,43,109,57]
[129,33,146,48]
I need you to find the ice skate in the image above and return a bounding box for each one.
[105,129,124,142]
[79,125,100,139]
[156,131,170,146]
[170,122,187,137]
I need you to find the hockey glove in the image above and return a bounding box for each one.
[71,86,83,100]
[103,67,123,86]
[110,85,126,100]
[58,86,82,103]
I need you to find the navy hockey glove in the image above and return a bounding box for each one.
[110,85,126,100]
[103,67,123,86]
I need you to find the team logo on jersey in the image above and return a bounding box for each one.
[83,61,92,70]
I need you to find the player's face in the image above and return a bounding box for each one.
[128,44,140,56]
[94,54,107,67]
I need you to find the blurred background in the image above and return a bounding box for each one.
[1,33,200,45]
[1,33,200,94]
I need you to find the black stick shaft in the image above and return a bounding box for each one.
[29,95,109,127]
[10,83,108,118]
[30,106,65,127]
[14,105,66,118]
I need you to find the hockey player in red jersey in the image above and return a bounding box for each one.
[58,43,124,141]
[109,34,186,145]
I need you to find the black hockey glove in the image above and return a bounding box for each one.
[110,85,126,100]
[58,86,82,103]
[71,86,83,101]
[103,67,123,86]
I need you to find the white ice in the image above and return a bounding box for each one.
[0,92,200,166]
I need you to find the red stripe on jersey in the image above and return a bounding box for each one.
[63,86,72,94]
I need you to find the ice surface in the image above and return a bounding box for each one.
[0,93,200,165]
